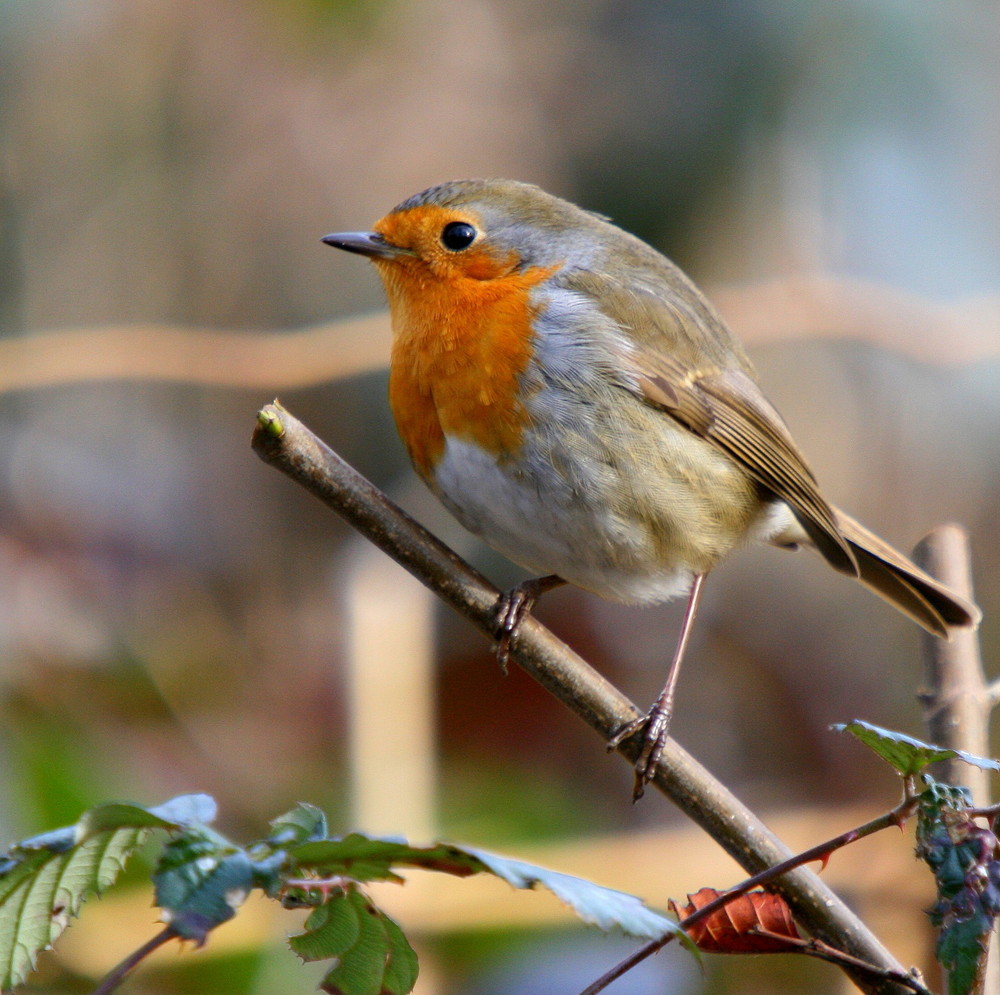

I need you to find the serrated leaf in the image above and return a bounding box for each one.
[322,895,387,995]
[154,830,253,943]
[463,846,681,944]
[76,794,217,841]
[289,896,362,961]
[0,825,146,989]
[379,912,419,993]
[833,720,1000,776]
[669,888,800,953]
[288,835,675,943]
[313,890,417,995]
[269,803,328,847]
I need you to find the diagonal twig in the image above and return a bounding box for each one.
[580,785,924,994]
[252,401,913,994]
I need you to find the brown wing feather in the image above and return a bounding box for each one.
[638,364,856,575]
[561,269,858,575]
[833,508,980,632]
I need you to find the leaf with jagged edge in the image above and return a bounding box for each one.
[268,803,329,848]
[288,835,682,946]
[289,894,362,962]
[833,720,1000,776]
[377,913,419,994]
[0,793,215,989]
[289,888,418,995]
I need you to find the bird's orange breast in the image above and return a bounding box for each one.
[374,213,557,479]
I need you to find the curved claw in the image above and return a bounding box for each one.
[607,708,673,802]
[493,575,566,672]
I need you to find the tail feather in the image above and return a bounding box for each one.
[830,508,980,637]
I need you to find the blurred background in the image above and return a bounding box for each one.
[1,1,999,992]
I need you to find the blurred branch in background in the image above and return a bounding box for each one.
[0,276,997,396]
[0,315,390,393]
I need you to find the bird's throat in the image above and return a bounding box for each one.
[382,261,557,478]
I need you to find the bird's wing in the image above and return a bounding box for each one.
[562,268,858,575]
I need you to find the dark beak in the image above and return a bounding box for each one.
[321,231,410,258]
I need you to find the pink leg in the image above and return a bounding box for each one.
[608,573,707,801]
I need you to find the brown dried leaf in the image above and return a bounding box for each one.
[669,887,802,954]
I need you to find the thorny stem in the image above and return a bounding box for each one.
[747,931,933,995]
[90,927,176,995]
[580,789,924,995]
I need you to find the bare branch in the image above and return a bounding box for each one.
[252,402,914,993]
[916,525,990,793]
[4,277,1000,396]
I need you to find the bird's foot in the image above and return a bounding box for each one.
[493,574,564,672]
[607,700,674,802]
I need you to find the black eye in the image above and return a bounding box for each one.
[441,221,477,251]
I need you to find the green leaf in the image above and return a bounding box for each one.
[464,847,684,944]
[321,892,388,995]
[77,794,216,839]
[0,824,146,989]
[13,827,76,854]
[149,793,218,827]
[154,828,254,943]
[833,720,1000,776]
[288,835,677,943]
[290,835,445,884]
[295,890,417,995]
[0,794,217,988]
[289,897,362,962]
[268,803,328,846]
[938,914,991,995]
[379,913,419,994]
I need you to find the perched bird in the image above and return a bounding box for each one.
[323,179,979,799]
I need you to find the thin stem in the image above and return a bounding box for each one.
[749,931,933,995]
[90,927,175,995]
[580,794,921,995]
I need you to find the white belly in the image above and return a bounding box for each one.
[431,434,743,605]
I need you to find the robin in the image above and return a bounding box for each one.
[323,179,980,799]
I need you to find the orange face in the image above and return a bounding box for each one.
[373,205,519,282]
[366,204,560,478]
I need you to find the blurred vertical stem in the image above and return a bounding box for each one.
[915,525,996,994]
